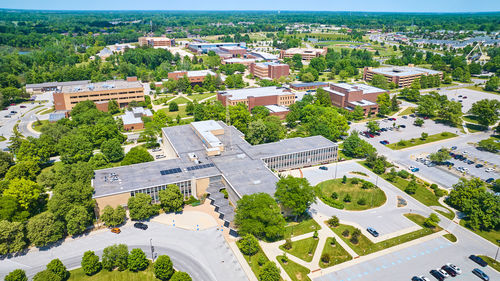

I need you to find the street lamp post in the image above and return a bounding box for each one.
[150,238,155,262]
[495,240,500,261]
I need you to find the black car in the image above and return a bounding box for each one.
[430,269,445,281]
[485,178,494,184]
[469,255,488,267]
[400,125,406,128]
[476,164,484,168]
[134,222,148,230]
[441,265,457,277]
[412,276,423,281]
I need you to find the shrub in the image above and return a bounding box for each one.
[283,239,292,250]
[154,255,174,281]
[342,230,349,237]
[342,175,347,184]
[331,192,338,199]
[46,259,69,281]
[238,234,260,256]
[441,132,450,137]
[4,269,27,281]
[350,235,359,244]
[321,253,330,263]
[424,213,440,228]
[362,181,374,189]
[127,248,149,272]
[430,184,438,190]
[313,230,319,239]
[350,178,359,184]
[330,237,336,246]
[421,132,429,140]
[352,228,361,238]
[434,189,448,197]
[343,194,351,202]
[81,251,101,276]
[357,198,367,205]
[281,254,289,263]
[405,180,419,194]
[258,255,267,266]
[397,170,410,179]
[327,216,339,227]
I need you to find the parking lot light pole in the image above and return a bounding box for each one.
[150,238,155,262]
[495,240,500,261]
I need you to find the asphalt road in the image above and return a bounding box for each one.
[0,223,248,281]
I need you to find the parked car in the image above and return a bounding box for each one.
[441,265,457,277]
[412,277,424,281]
[411,167,420,172]
[458,95,463,98]
[20,105,26,108]
[366,227,379,237]
[437,268,450,278]
[319,166,328,171]
[463,96,468,99]
[485,168,495,173]
[423,116,429,120]
[400,125,406,128]
[134,222,148,230]
[4,115,11,118]
[111,227,121,234]
[403,115,408,119]
[446,263,462,275]
[429,269,445,281]
[472,268,489,280]
[469,255,488,267]
[485,178,494,184]
[10,111,17,114]
[451,146,457,150]
[420,276,431,281]
[467,160,475,165]
[155,155,166,159]
[475,164,484,168]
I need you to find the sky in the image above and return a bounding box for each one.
[0,0,499,13]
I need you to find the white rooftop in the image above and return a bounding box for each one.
[219,87,292,101]
[332,83,386,94]
[265,105,289,113]
[224,58,255,63]
[249,51,279,60]
[121,107,152,125]
[191,120,223,148]
[370,66,441,77]
[172,70,216,77]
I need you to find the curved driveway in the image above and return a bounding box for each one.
[0,223,248,281]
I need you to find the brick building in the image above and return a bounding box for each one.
[217,86,295,112]
[289,82,329,91]
[167,70,217,84]
[187,42,246,53]
[249,62,290,80]
[279,47,328,60]
[120,107,153,131]
[219,46,247,57]
[363,65,443,88]
[222,58,256,66]
[138,36,175,47]
[53,79,144,111]
[322,83,388,116]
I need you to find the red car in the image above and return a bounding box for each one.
[20,105,26,108]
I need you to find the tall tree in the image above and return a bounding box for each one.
[127,193,159,221]
[159,185,184,213]
[154,255,174,281]
[274,176,316,219]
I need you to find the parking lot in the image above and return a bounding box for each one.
[437,88,500,113]
[350,115,463,146]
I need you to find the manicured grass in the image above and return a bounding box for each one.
[160,105,187,118]
[284,217,321,239]
[36,107,55,114]
[152,95,176,105]
[240,244,273,279]
[32,120,50,132]
[277,255,311,281]
[435,209,455,221]
[329,214,442,256]
[316,178,387,211]
[465,123,486,133]
[443,233,457,242]
[350,171,368,177]
[0,136,5,142]
[280,237,319,262]
[397,107,416,116]
[478,255,500,272]
[190,92,217,102]
[386,132,458,150]
[319,237,352,268]
[459,219,500,245]
[383,176,441,207]
[68,264,155,281]
[171,97,191,105]
[463,115,480,124]
[465,85,500,95]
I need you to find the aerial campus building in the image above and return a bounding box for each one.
[92,120,338,226]
[167,70,217,84]
[217,86,296,112]
[363,65,443,88]
[249,62,290,80]
[53,78,145,111]
[187,42,247,54]
[279,47,328,60]
[138,36,176,47]
[322,83,388,116]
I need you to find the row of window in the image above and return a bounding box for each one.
[263,147,337,171]
[130,180,192,203]
[69,91,143,99]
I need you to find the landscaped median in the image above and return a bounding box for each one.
[328,214,443,256]
[319,237,352,268]
[279,237,319,262]
[386,132,458,150]
[277,255,311,281]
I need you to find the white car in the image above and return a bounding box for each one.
[438,268,450,278]
[446,263,462,275]
[486,168,495,173]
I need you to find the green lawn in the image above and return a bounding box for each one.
[239,245,273,279]
[32,120,50,132]
[280,237,319,262]
[465,85,500,95]
[284,216,321,239]
[0,136,6,142]
[478,255,500,272]
[37,107,55,115]
[459,219,500,245]
[171,97,191,105]
[329,214,442,256]
[319,237,353,268]
[463,115,480,124]
[159,105,187,118]
[68,264,155,281]
[386,132,458,150]
[397,107,415,116]
[152,95,176,105]
[316,178,387,211]
[465,123,487,133]
[443,233,457,242]
[383,175,441,207]
[277,256,311,281]
[190,92,217,102]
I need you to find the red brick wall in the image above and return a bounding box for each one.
[123,122,144,131]
[95,102,109,112]
[168,72,187,80]
[53,92,67,111]
[270,110,288,120]
[248,95,278,111]
[269,64,290,79]
[217,93,228,106]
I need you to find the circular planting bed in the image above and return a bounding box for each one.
[316,177,387,211]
